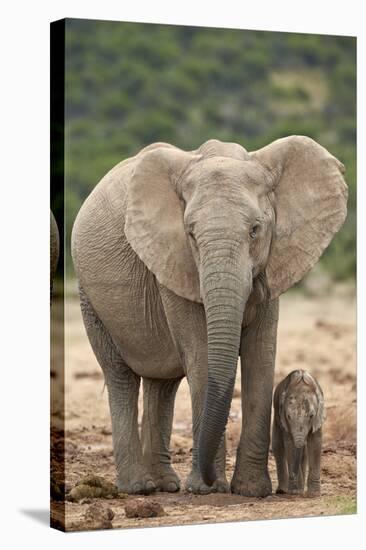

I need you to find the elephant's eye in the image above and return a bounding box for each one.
[249,224,259,239]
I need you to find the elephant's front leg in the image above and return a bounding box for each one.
[283,435,304,495]
[306,429,322,497]
[272,419,289,494]
[158,285,229,495]
[231,298,279,497]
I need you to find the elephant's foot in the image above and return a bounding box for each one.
[306,481,320,498]
[288,477,304,495]
[287,487,304,496]
[231,468,272,497]
[305,490,320,498]
[212,477,230,493]
[185,470,229,495]
[117,464,156,495]
[276,484,305,496]
[150,464,181,493]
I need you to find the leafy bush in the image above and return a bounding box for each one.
[61,20,356,281]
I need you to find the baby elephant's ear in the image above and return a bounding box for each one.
[250,136,348,299]
[312,380,326,433]
[125,146,201,303]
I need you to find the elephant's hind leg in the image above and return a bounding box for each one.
[141,377,182,492]
[79,287,156,495]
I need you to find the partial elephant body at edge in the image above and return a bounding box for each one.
[50,210,59,303]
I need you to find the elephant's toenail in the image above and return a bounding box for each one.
[167,481,179,492]
[132,483,142,493]
[146,481,156,493]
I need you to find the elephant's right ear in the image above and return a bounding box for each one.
[277,370,298,431]
[125,147,202,303]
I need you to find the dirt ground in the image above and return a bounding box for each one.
[51,283,356,531]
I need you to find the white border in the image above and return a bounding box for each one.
[1,1,364,548]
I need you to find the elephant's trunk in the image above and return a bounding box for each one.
[293,432,307,449]
[197,240,252,486]
[290,446,304,481]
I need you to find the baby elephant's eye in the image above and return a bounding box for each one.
[249,224,259,239]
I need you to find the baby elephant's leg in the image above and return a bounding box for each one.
[79,288,155,495]
[284,436,304,495]
[306,430,322,496]
[272,420,288,494]
[141,377,182,492]
[298,446,308,493]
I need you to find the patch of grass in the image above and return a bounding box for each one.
[327,495,357,515]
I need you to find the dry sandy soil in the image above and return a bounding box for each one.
[51,284,356,531]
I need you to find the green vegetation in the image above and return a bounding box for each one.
[327,495,357,515]
[63,19,356,280]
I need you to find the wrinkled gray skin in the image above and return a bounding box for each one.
[272,370,326,496]
[71,137,347,496]
[50,210,59,302]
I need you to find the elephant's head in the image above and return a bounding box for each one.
[124,137,346,486]
[279,370,326,445]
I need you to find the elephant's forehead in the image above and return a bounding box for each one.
[187,156,267,186]
[287,391,316,408]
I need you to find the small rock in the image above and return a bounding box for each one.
[83,503,115,530]
[66,475,124,502]
[79,497,93,505]
[125,500,165,518]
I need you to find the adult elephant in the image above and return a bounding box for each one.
[72,137,347,496]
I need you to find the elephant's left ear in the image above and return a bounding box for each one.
[250,136,348,299]
[312,379,326,433]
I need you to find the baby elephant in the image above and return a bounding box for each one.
[272,370,326,496]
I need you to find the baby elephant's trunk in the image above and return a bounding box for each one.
[290,446,304,481]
